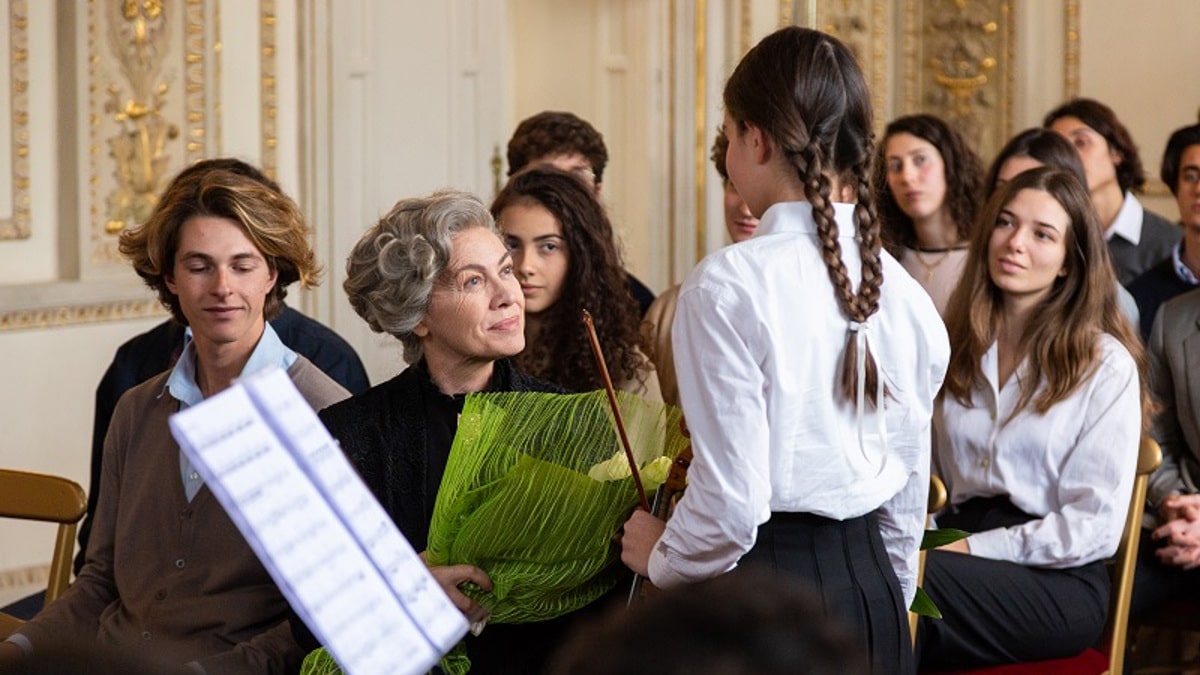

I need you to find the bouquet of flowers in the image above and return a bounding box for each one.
[424,389,687,624]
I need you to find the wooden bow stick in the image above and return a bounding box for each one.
[582,309,650,512]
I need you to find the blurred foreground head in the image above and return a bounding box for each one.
[550,570,868,675]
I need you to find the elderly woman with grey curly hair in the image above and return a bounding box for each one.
[312,189,589,674]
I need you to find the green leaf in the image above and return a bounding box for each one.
[909,586,942,619]
[921,528,969,550]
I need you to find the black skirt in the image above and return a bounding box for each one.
[737,510,914,675]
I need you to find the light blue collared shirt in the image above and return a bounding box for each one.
[165,324,297,502]
[1172,241,1200,286]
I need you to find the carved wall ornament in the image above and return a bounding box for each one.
[102,0,179,236]
[88,0,216,268]
[904,0,1013,159]
[2,0,31,241]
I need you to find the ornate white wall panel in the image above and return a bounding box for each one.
[0,0,30,242]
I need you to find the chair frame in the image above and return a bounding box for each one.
[0,468,87,638]
[911,474,949,645]
[1102,437,1163,675]
[916,437,1162,675]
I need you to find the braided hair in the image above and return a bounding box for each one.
[723,26,883,405]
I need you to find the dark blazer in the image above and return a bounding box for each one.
[1129,256,1198,340]
[1147,288,1200,508]
[1110,207,1181,287]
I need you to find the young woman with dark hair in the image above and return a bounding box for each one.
[919,167,1152,669]
[492,166,656,396]
[618,27,949,675]
[985,127,1140,326]
[874,114,985,315]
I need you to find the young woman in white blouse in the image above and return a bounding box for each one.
[619,27,949,675]
[919,166,1152,669]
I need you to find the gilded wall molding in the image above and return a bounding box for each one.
[0,297,165,332]
[902,0,1014,160]
[1063,0,1079,97]
[261,0,277,177]
[693,0,707,264]
[814,0,888,132]
[667,0,677,277]
[184,0,206,163]
[1,0,30,241]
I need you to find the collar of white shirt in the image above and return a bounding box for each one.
[755,200,860,238]
[1105,191,1145,245]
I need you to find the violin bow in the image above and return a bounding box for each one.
[582,309,651,512]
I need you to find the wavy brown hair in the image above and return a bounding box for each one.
[506,111,609,186]
[1043,98,1147,193]
[118,158,319,325]
[984,128,1087,196]
[491,166,647,392]
[873,114,984,254]
[723,26,883,405]
[942,167,1152,431]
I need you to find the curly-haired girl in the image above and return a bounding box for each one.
[491,166,655,396]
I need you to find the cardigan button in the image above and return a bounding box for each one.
[175,558,186,569]
[141,631,152,640]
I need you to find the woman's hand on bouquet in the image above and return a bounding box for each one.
[619,508,666,577]
[420,552,493,627]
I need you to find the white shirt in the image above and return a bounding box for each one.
[649,201,950,605]
[933,334,1140,568]
[1106,191,1146,245]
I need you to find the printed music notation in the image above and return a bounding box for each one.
[168,367,468,675]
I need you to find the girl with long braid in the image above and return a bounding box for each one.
[619,27,949,674]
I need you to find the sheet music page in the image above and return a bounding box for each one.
[169,368,467,675]
[244,368,467,649]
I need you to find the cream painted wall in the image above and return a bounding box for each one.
[0,316,163,572]
[308,0,508,385]
[1076,0,1200,219]
[508,0,670,293]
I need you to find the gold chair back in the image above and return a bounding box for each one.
[0,468,87,638]
[1101,436,1162,675]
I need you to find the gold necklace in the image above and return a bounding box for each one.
[910,244,968,283]
[911,248,951,283]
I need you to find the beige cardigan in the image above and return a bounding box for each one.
[641,284,681,407]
